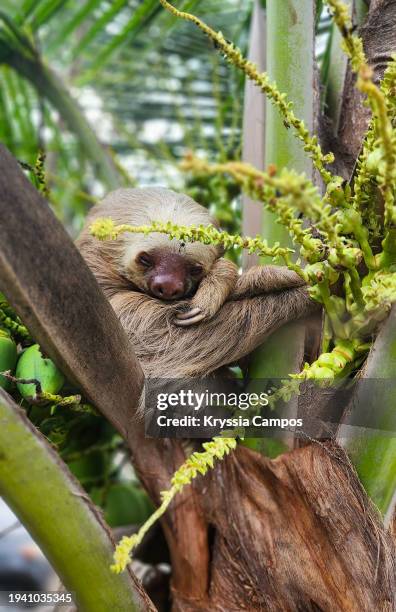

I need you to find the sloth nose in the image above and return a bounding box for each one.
[151,276,185,300]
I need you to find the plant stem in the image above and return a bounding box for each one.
[247,0,317,453]
[326,0,352,131]
[241,0,266,268]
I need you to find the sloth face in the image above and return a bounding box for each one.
[87,187,223,300]
[133,247,206,300]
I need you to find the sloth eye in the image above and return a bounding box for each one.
[137,252,152,267]
[190,264,203,276]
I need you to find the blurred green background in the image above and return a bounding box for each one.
[0,0,257,237]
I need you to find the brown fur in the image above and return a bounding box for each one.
[77,187,318,377]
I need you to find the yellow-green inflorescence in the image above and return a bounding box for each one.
[34,151,50,198]
[90,216,303,275]
[89,0,396,572]
[0,293,31,341]
[110,437,236,573]
[0,307,31,341]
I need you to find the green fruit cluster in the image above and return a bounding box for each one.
[0,329,17,390]
[16,344,64,400]
[0,336,64,401]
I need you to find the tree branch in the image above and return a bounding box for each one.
[0,144,144,442]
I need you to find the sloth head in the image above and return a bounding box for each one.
[87,187,223,301]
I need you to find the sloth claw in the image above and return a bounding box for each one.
[174,314,206,326]
[174,308,206,326]
[175,307,202,320]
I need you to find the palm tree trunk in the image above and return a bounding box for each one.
[244,0,317,453]
[241,0,266,269]
[166,442,396,611]
[340,305,396,521]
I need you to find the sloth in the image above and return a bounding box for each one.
[77,187,317,378]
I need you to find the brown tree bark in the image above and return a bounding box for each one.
[203,444,395,611]
[337,0,396,173]
[135,442,396,611]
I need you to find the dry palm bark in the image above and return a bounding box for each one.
[131,439,396,610]
[338,0,396,173]
[174,444,396,611]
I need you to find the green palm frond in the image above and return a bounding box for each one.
[0,0,248,231]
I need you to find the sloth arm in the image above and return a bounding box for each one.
[231,265,306,299]
[175,262,305,326]
[109,284,318,378]
[175,258,238,326]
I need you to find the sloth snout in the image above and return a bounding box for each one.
[151,275,185,300]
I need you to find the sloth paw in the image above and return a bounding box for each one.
[174,307,206,326]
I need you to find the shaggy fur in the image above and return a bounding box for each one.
[77,187,317,377]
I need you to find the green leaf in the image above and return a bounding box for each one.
[46,0,104,54]
[70,0,130,59]
[78,0,161,83]
[68,450,109,483]
[26,0,68,30]
[103,483,154,527]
